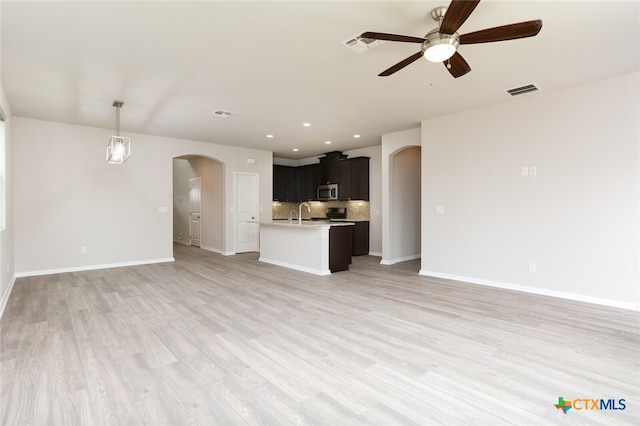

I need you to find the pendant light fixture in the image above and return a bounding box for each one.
[106,100,131,164]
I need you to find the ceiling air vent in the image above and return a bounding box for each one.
[506,84,540,96]
[342,34,383,54]
[211,110,233,118]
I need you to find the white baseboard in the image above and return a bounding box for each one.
[368,251,382,257]
[200,245,224,255]
[258,256,331,276]
[380,254,420,265]
[15,257,175,278]
[0,274,16,319]
[419,270,639,312]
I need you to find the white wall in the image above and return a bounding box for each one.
[0,83,15,317]
[13,117,272,275]
[381,127,421,264]
[420,72,640,309]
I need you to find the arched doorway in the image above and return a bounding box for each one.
[390,146,421,264]
[173,155,225,254]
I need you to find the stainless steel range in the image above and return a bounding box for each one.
[325,207,347,220]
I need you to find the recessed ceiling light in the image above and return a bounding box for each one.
[325,141,332,145]
[292,148,299,152]
[353,134,361,138]
[302,122,311,127]
[266,134,274,138]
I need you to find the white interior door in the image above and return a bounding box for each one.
[235,173,259,253]
[189,177,201,247]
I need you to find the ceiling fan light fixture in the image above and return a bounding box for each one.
[422,32,459,62]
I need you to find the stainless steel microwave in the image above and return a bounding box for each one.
[317,183,338,201]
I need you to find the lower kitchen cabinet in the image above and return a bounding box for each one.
[329,225,353,272]
[352,221,369,256]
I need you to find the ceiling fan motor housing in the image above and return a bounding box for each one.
[421,29,460,62]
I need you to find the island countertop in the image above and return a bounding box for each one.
[259,220,355,228]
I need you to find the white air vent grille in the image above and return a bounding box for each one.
[343,34,383,54]
[506,84,540,96]
[212,110,233,118]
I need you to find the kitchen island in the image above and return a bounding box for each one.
[259,220,354,275]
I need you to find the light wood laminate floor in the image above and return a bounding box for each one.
[1,244,639,425]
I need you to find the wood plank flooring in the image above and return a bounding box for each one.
[1,243,639,425]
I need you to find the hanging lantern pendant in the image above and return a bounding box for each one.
[106,100,131,164]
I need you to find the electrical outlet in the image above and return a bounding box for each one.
[521,167,529,176]
[80,247,87,255]
[528,263,536,273]
[529,166,537,176]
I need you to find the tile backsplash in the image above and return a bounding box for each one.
[272,201,370,220]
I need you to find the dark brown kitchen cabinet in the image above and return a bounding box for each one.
[352,221,370,256]
[339,159,351,201]
[273,165,296,201]
[319,151,346,184]
[348,157,369,201]
[338,157,369,201]
[274,151,368,201]
[299,163,319,201]
[329,225,353,272]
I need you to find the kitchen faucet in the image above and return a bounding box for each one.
[288,210,298,224]
[298,202,311,224]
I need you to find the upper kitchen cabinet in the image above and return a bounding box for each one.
[273,165,297,201]
[340,157,369,201]
[273,151,368,202]
[318,151,347,184]
[273,164,319,201]
[299,163,319,201]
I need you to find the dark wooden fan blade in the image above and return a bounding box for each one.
[460,20,543,44]
[361,32,425,44]
[379,52,424,76]
[445,52,471,78]
[440,0,481,34]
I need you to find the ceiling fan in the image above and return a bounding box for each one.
[361,0,542,78]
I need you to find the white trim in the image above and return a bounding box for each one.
[200,245,224,255]
[15,257,175,278]
[221,251,235,256]
[259,256,331,276]
[419,270,640,312]
[380,254,420,265]
[368,251,382,257]
[0,274,16,319]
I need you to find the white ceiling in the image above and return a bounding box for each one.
[2,1,639,160]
